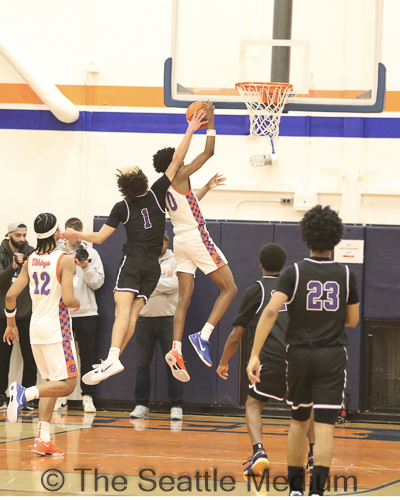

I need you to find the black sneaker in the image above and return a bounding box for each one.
[243,450,270,476]
[306,453,314,471]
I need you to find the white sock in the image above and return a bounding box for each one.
[106,347,120,362]
[38,421,51,442]
[25,386,39,402]
[200,323,214,341]
[173,341,182,355]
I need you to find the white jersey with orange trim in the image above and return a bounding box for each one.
[165,184,206,234]
[27,249,72,345]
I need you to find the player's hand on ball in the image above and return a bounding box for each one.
[208,173,226,190]
[188,109,207,131]
[204,100,215,119]
[216,362,229,380]
[247,355,261,384]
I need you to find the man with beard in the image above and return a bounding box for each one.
[0,222,37,411]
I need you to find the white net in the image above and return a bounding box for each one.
[235,82,293,140]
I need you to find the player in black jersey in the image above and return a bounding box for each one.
[61,110,207,385]
[217,243,314,476]
[247,206,360,496]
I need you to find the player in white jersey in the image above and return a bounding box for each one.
[153,101,237,382]
[4,213,80,456]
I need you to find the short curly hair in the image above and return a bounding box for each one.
[300,205,344,252]
[259,243,287,273]
[153,147,175,173]
[116,167,148,201]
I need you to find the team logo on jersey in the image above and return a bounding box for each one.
[31,257,51,269]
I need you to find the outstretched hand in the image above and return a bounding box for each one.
[60,228,79,241]
[188,109,207,131]
[208,173,226,190]
[204,100,215,121]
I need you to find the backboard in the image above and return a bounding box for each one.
[165,0,385,112]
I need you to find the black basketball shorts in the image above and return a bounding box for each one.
[286,344,347,422]
[114,254,160,302]
[248,340,287,403]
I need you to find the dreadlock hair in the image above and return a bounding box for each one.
[116,167,148,201]
[65,217,83,231]
[300,205,344,252]
[259,243,287,273]
[153,147,175,173]
[34,213,58,254]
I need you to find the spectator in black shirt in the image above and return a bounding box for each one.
[61,111,207,386]
[247,206,359,496]
[0,222,36,411]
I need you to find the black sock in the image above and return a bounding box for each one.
[308,443,314,457]
[253,443,265,455]
[310,466,330,495]
[288,466,304,494]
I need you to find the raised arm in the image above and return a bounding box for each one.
[61,224,115,245]
[164,109,208,182]
[174,100,216,182]
[247,291,288,384]
[196,173,226,201]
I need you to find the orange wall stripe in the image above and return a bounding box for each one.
[0,83,400,111]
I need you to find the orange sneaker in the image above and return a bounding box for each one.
[165,349,190,382]
[32,438,64,456]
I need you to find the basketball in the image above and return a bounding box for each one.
[186,101,207,129]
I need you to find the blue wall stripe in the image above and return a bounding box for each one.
[1,109,400,138]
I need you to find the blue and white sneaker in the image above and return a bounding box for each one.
[7,381,26,424]
[189,332,212,367]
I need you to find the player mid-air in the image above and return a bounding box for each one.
[153,100,237,382]
[61,110,207,386]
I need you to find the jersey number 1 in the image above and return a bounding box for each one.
[141,208,152,229]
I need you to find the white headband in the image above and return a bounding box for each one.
[36,219,58,239]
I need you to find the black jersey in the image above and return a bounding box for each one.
[106,174,171,257]
[233,275,289,355]
[276,257,359,347]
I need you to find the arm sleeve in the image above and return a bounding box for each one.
[232,284,263,328]
[347,270,359,304]
[275,266,296,300]
[151,175,171,211]
[106,201,128,229]
[81,249,105,291]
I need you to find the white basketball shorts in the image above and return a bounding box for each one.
[173,226,228,276]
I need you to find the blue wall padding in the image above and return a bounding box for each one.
[364,226,400,319]
[2,109,400,138]
[91,217,370,412]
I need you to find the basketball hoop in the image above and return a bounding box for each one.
[235,82,293,166]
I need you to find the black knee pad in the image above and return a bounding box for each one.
[291,406,312,422]
[314,409,338,425]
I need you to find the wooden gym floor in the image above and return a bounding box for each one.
[0,409,399,496]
